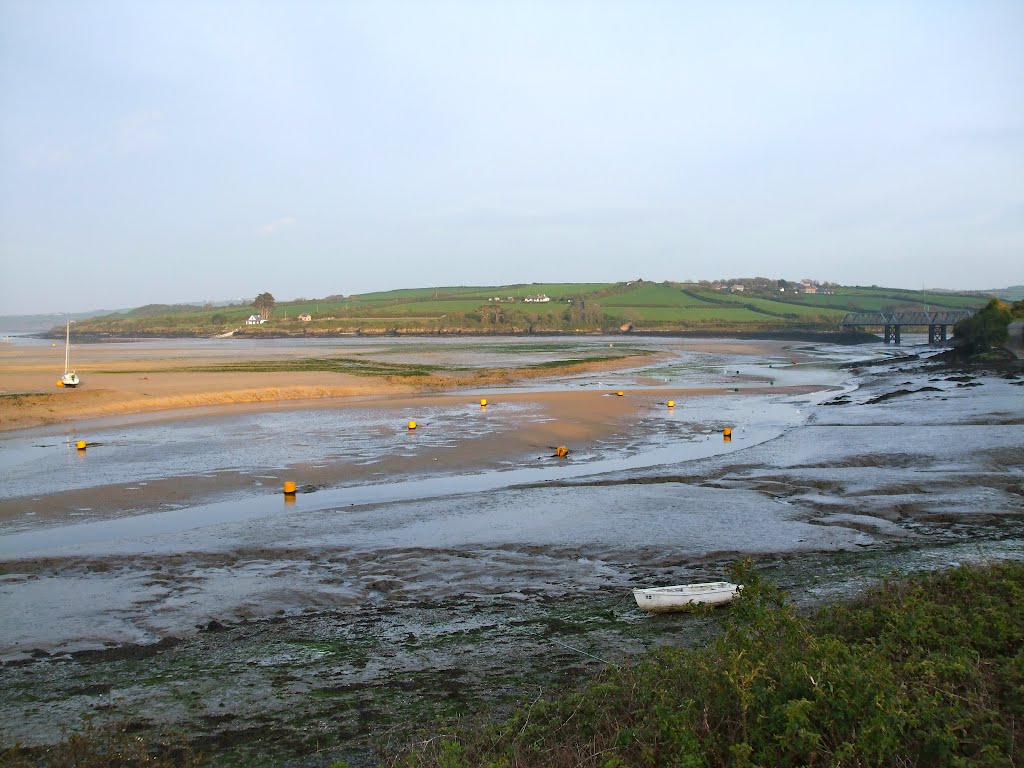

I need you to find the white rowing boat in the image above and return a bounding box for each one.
[632,581,740,612]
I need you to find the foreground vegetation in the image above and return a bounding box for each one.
[392,561,1024,768]
[953,298,1024,355]
[4,561,1020,767]
[61,280,989,337]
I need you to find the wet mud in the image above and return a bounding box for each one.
[1,338,1022,765]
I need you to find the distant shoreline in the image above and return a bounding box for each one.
[38,328,882,345]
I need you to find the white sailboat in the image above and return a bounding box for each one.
[61,319,80,387]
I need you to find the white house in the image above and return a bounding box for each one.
[298,313,312,322]
[246,315,266,325]
[524,294,551,303]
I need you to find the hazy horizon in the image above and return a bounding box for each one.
[2,1,1022,315]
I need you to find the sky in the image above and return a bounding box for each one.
[1,1,1022,315]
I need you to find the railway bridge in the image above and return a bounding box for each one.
[841,310,975,344]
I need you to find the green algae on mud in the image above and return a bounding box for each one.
[6,525,1024,767]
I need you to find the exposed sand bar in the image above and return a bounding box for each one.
[0,342,660,431]
[0,336,813,432]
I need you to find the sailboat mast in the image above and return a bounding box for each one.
[65,320,70,374]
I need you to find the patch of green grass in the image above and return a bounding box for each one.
[528,355,629,369]
[98,357,446,377]
[604,305,770,322]
[0,393,50,404]
[390,560,1024,767]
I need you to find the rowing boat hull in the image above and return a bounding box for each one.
[632,581,740,613]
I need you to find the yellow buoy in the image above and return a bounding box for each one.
[555,445,569,458]
[283,481,297,495]
[480,398,487,407]
[57,379,65,387]
[723,427,733,437]
[616,391,624,397]
[408,420,417,430]
[76,440,86,450]
[667,400,675,408]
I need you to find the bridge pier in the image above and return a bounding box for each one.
[885,324,901,344]
[928,324,951,344]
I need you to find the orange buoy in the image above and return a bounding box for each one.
[723,427,732,437]
[408,420,417,430]
[667,400,675,408]
[283,481,297,495]
[616,391,624,397]
[76,440,86,450]
[554,445,569,458]
[57,380,65,387]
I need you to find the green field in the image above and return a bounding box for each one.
[67,280,991,336]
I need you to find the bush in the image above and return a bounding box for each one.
[954,299,1013,353]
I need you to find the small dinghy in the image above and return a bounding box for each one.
[632,581,740,613]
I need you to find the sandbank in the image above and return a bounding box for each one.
[0,336,814,432]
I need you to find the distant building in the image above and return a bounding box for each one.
[298,313,312,322]
[730,285,745,293]
[246,315,266,325]
[524,294,551,303]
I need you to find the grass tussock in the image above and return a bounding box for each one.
[390,561,1024,768]
[1,721,200,768]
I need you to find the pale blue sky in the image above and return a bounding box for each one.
[1,1,1021,314]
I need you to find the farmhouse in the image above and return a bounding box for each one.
[298,313,312,322]
[246,315,266,325]
[524,294,551,303]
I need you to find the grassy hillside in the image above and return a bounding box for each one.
[63,280,990,336]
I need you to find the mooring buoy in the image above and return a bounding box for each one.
[283,481,297,495]
[76,440,86,451]
[408,420,417,430]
